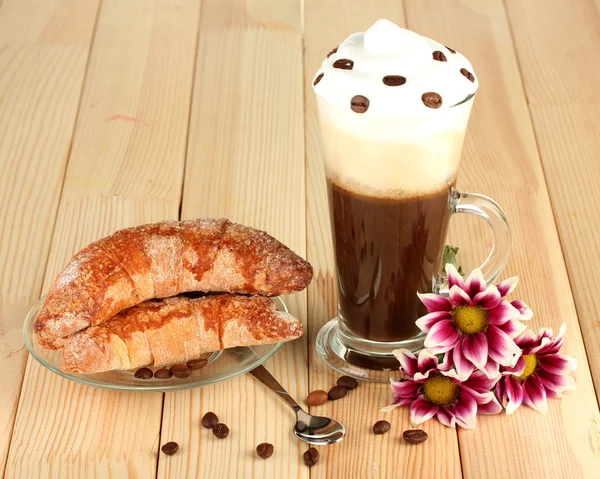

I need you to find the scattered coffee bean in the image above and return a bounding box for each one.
[307,390,328,406]
[256,443,274,459]
[337,376,358,390]
[350,95,369,114]
[432,50,447,62]
[460,68,475,83]
[422,92,443,109]
[403,429,428,444]
[333,59,354,70]
[303,447,319,466]
[328,385,348,400]
[382,75,406,86]
[161,441,179,455]
[372,420,391,435]
[187,358,208,370]
[171,364,192,379]
[134,368,153,380]
[327,46,338,58]
[201,412,219,429]
[295,421,307,432]
[154,368,173,379]
[445,45,456,54]
[212,423,230,439]
[313,73,324,86]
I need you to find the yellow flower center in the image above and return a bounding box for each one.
[453,306,489,335]
[423,375,459,406]
[515,354,538,381]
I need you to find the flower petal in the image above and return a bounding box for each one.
[461,332,489,370]
[500,376,523,415]
[449,285,472,307]
[472,285,502,309]
[452,393,478,429]
[415,311,452,333]
[522,376,548,413]
[437,407,456,428]
[409,398,439,427]
[453,344,475,381]
[393,349,418,378]
[446,263,465,289]
[514,328,538,348]
[465,268,486,296]
[477,394,503,415]
[381,397,413,412]
[497,317,527,339]
[536,368,577,394]
[510,300,533,321]
[487,324,521,366]
[481,358,501,379]
[497,276,519,298]
[502,356,526,377]
[418,293,452,313]
[424,320,460,354]
[390,379,421,398]
[464,368,500,393]
[488,300,520,325]
[537,354,577,375]
[417,350,439,374]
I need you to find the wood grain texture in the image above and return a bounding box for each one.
[0,0,100,474]
[4,0,201,476]
[156,0,308,477]
[504,0,600,401]
[303,2,463,478]
[404,0,600,477]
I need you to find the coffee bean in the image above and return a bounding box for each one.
[187,358,208,370]
[201,412,219,429]
[337,376,358,390]
[295,421,307,432]
[313,73,324,87]
[350,95,369,114]
[445,45,456,54]
[432,50,447,62]
[421,92,442,109]
[161,441,179,455]
[403,429,428,444]
[460,68,475,83]
[306,390,328,406]
[382,75,406,86]
[303,447,319,466]
[212,423,230,439]
[328,385,348,400]
[256,443,274,459]
[333,59,353,70]
[171,364,192,378]
[373,420,391,435]
[327,46,338,58]
[134,368,153,380]
[154,368,173,379]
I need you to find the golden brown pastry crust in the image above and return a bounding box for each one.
[61,295,303,374]
[35,219,312,349]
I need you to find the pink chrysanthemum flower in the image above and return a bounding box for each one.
[383,349,502,429]
[496,324,576,414]
[416,264,532,381]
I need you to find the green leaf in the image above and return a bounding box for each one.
[443,245,463,275]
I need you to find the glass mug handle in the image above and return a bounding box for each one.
[437,191,511,291]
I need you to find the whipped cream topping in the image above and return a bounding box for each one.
[312,19,478,116]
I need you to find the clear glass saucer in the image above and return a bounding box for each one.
[23,296,287,392]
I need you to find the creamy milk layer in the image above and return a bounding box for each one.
[313,19,477,198]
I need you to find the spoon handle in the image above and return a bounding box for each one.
[249,365,301,412]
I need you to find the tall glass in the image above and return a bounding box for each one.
[314,95,510,382]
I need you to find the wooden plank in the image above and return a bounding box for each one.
[303,3,464,478]
[4,0,201,477]
[404,0,600,477]
[156,0,308,477]
[504,0,600,401]
[0,0,100,474]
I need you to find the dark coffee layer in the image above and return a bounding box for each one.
[327,180,453,342]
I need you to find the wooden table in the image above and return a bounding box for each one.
[1,0,599,477]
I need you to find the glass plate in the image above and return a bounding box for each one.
[23,296,286,392]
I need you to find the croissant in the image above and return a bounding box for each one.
[61,295,303,374]
[35,218,312,349]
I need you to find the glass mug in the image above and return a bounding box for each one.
[314,96,510,382]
